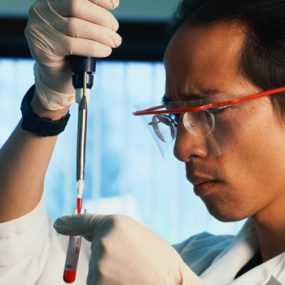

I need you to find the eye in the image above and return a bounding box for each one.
[208,106,232,115]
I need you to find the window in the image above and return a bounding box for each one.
[0,59,243,243]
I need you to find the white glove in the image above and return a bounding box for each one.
[54,214,204,285]
[25,0,122,110]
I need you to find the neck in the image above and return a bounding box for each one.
[253,198,285,261]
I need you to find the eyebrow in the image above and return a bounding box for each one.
[162,89,222,105]
[184,89,222,98]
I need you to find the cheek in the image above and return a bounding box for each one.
[216,106,285,198]
[203,130,284,221]
[200,104,285,221]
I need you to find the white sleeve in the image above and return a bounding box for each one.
[173,232,234,276]
[0,200,50,285]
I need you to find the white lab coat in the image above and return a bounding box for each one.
[175,220,285,284]
[0,200,90,285]
[0,201,284,284]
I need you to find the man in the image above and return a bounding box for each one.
[1,0,285,284]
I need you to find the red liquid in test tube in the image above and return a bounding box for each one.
[63,235,82,283]
[63,198,83,283]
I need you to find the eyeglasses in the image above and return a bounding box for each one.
[133,87,285,143]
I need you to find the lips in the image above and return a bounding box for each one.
[186,163,222,187]
[193,180,222,197]
[186,166,223,196]
[187,174,220,187]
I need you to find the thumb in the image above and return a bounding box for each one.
[54,214,114,241]
[54,214,96,240]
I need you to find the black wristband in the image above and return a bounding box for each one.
[20,85,70,137]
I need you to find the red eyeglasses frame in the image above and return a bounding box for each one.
[133,87,285,116]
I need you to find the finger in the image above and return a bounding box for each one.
[35,1,122,49]
[87,257,96,285]
[88,0,120,10]
[57,17,122,48]
[50,0,119,31]
[69,37,113,57]
[87,240,104,285]
[54,215,96,238]
[26,7,115,64]
[54,214,113,239]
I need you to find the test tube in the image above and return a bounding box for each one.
[63,195,84,284]
[63,205,83,284]
[63,235,82,283]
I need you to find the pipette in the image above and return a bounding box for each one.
[63,56,96,284]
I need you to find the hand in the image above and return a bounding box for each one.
[25,0,122,110]
[54,214,204,285]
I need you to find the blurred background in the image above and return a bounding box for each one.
[0,0,243,244]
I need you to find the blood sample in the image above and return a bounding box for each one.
[63,204,83,284]
[63,235,82,283]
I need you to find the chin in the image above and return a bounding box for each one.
[203,200,250,222]
[210,212,246,222]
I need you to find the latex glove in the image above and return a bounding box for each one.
[54,214,204,285]
[25,0,122,110]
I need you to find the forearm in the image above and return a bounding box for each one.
[0,90,69,222]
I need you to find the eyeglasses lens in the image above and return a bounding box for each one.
[150,111,216,143]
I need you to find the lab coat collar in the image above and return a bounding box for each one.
[200,220,285,285]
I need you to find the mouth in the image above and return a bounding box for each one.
[191,178,221,186]
[192,179,222,196]
[186,163,224,196]
[187,171,223,196]
[187,172,220,185]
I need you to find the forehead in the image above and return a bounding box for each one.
[164,21,254,97]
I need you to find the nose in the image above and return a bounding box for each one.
[174,124,208,162]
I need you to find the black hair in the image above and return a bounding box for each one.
[172,0,285,115]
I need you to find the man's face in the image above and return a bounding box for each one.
[164,21,285,222]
